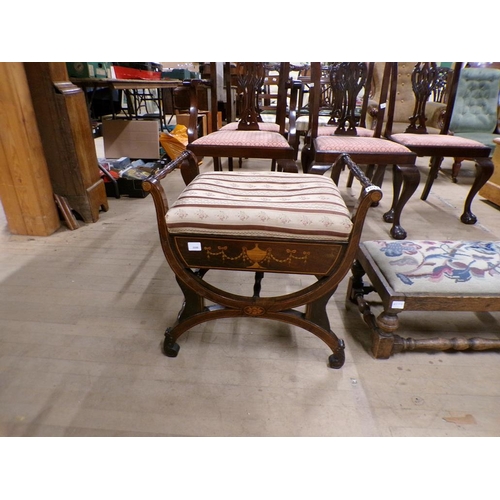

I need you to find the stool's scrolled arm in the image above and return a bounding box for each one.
[332,154,383,274]
[142,150,200,239]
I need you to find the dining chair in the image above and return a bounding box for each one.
[301,62,419,240]
[185,62,300,173]
[384,62,494,225]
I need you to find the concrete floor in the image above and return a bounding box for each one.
[1,144,500,440]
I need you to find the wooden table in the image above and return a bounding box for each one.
[71,78,182,129]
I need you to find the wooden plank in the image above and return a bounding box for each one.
[0,63,60,236]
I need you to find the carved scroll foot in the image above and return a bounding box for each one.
[163,328,181,357]
[328,340,346,369]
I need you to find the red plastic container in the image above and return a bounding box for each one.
[113,63,162,80]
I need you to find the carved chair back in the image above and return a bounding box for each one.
[309,62,383,139]
[327,62,373,135]
[230,62,290,133]
[385,62,462,137]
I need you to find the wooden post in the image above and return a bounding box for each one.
[23,62,109,223]
[0,62,60,236]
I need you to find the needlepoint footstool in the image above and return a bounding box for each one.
[347,239,500,358]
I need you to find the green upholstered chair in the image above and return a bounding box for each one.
[449,67,500,181]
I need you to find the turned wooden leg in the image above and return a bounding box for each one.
[346,259,368,306]
[383,164,420,240]
[460,157,494,225]
[372,311,399,359]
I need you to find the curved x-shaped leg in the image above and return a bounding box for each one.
[163,270,346,368]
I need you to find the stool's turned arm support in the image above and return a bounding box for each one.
[142,150,200,240]
[339,153,383,276]
[332,153,383,221]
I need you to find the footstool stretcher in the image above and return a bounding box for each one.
[346,240,500,358]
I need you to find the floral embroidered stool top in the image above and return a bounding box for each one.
[361,240,500,295]
[349,240,500,359]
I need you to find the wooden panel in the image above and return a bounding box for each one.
[0,63,60,236]
[23,62,108,223]
[173,236,344,275]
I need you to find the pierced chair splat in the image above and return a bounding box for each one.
[143,150,383,368]
[301,62,419,240]
[185,62,300,173]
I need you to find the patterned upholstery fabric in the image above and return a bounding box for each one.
[167,171,353,241]
[315,136,412,154]
[390,133,488,149]
[220,122,281,132]
[362,240,500,294]
[191,130,290,148]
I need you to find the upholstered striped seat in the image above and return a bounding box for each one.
[166,171,353,241]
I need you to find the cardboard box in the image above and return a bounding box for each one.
[175,113,208,137]
[66,62,111,79]
[102,120,160,159]
[175,111,222,135]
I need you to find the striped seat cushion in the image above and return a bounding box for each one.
[191,130,291,148]
[166,171,353,241]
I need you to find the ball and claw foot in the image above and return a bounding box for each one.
[163,328,180,358]
[460,212,477,225]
